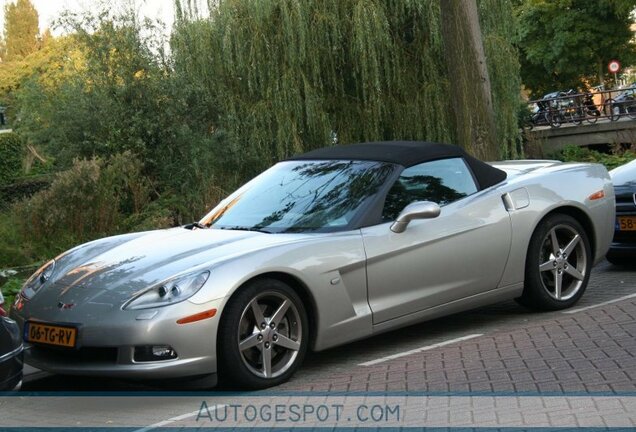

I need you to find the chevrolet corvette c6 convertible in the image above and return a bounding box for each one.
[11,141,615,388]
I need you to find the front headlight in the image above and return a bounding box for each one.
[21,259,56,300]
[123,271,210,310]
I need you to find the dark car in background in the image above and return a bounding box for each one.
[607,159,636,265]
[0,291,23,391]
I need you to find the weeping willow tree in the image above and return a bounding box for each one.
[478,0,523,159]
[172,0,521,182]
[440,0,497,160]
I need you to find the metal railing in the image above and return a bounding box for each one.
[525,87,636,129]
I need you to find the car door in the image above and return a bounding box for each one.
[361,157,512,324]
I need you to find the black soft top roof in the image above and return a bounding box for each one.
[289,141,507,190]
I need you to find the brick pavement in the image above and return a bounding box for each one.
[278,264,636,394]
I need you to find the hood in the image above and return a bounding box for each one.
[29,228,314,309]
[610,159,636,187]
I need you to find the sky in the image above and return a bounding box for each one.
[0,0,180,35]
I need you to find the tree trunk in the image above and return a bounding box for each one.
[597,59,605,89]
[440,0,498,160]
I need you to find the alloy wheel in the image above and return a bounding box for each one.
[538,224,588,301]
[237,291,302,379]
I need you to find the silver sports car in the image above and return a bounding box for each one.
[11,141,615,388]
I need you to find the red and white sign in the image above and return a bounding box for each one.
[608,60,621,74]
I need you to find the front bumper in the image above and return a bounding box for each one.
[10,297,222,380]
[607,242,636,259]
[608,212,636,259]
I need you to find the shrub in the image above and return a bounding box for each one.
[0,211,33,267]
[12,151,154,251]
[557,145,636,171]
[0,132,24,186]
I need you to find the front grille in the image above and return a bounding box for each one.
[615,191,636,209]
[30,345,118,364]
[616,203,636,213]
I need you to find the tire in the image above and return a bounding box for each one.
[517,214,591,311]
[585,110,599,124]
[218,278,308,389]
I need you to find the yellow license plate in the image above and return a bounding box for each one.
[618,216,636,231]
[25,322,77,348]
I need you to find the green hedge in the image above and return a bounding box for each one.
[557,145,636,171]
[0,133,23,186]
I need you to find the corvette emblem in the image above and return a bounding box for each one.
[57,302,75,310]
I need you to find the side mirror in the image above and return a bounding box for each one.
[390,201,441,233]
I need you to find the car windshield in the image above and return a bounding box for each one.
[200,160,394,233]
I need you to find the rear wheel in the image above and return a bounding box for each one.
[517,214,591,310]
[218,278,308,389]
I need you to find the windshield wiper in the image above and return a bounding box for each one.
[184,222,208,230]
[220,226,273,234]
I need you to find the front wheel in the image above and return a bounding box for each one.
[218,278,308,389]
[517,214,591,310]
[585,109,599,124]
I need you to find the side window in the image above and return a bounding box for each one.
[382,158,478,221]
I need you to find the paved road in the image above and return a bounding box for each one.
[277,260,636,393]
[5,260,635,428]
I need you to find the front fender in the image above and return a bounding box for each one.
[188,231,373,351]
